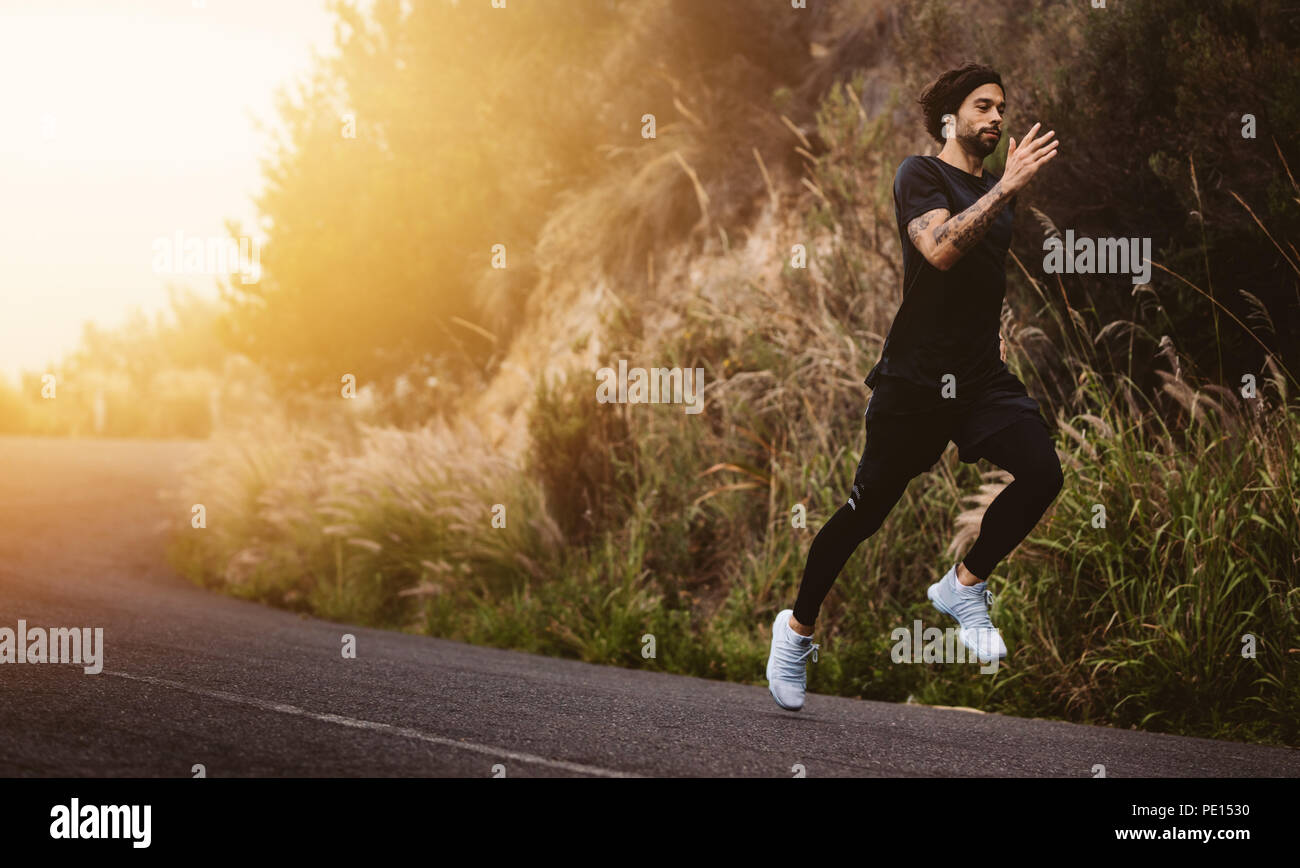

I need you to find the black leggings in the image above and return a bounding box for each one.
[791,416,1063,626]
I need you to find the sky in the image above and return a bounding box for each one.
[0,0,339,382]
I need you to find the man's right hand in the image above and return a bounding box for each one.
[1001,122,1059,193]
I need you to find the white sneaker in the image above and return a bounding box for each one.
[765,608,819,711]
[926,564,1007,662]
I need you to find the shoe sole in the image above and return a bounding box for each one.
[766,612,803,712]
[926,582,1007,662]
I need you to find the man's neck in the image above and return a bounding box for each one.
[936,140,984,177]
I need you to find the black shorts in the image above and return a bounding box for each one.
[853,367,1050,486]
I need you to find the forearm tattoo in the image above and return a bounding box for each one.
[930,181,1011,257]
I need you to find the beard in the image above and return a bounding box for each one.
[959,123,999,158]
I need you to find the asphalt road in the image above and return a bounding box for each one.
[0,435,1296,778]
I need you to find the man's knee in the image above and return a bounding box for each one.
[847,479,863,511]
[846,465,909,527]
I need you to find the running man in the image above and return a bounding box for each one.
[766,63,1064,711]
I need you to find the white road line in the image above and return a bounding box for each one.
[105,670,640,778]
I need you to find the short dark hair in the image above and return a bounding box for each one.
[917,63,1004,144]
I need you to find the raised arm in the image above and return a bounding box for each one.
[908,123,1058,271]
[907,184,1012,272]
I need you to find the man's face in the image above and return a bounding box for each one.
[950,83,1005,158]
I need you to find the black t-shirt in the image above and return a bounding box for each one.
[864,155,1017,395]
